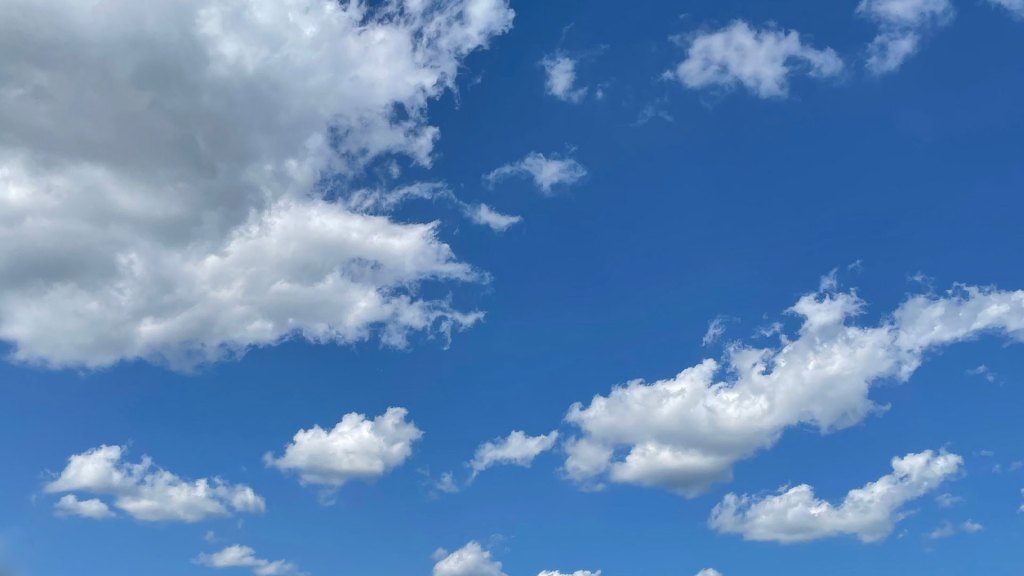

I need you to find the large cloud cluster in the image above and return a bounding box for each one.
[0,0,514,369]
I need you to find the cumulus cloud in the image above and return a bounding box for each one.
[485,153,587,195]
[465,204,523,232]
[470,430,559,480]
[53,494,115,520]
[433,542,506,576]
[45,445,264,522]
[710,450,961,543]
[696,570,723,576]
[670,21,843,98]
[857,0,955,74]
[563,282,1024,496]
[988,0,1024,18]
[542,55,588,103]
[0,0,515,370]
[196,545,300,576]
[265,407,423,489]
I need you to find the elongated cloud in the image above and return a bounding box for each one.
[0,0,514,370]
[45,445,264,522]
[671,21,842,98]
[465,204,523,232]
[470,430,559,480]
[485,152,587,195]
[196,545,300,576]
[266,407,423,489]
[563,282,1024,496]
[710,449,962,543]
[857,0,955,74]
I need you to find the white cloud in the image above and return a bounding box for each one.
[537,571,601,576]
[0,0,514,370]
[935,492,962,508]
[53,494,115,520]
[857,0,955,74]
[542,56,588,103]
[196,545,300,576]
[670,21,843,98]
[927,518,982,539]
[989,0,1024,18]
[961,519,984,533]
[265,407,423,489]
[702,316,731,346]
[696,570,723,576]
[710,449,962,543]
[433,542,506,576]
[465,204,523,232]
[485,152,587,195]
[928,521,956,539]
[470,430,559,480]
[435,471,461,494]
[45,445,264,522]
[563,282,1024,496]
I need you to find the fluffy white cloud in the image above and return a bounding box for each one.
[989,0,1024,18]
[538,571,600,576]
[563,282,1024,496]
[542,55,588,103]
[265,407,423,488]
[53,494,115,520]
[433,542,506,576]
[470,430,559,479]
[695,570,723,576]
[710,450,961,543]
[196,545,299,576]
[465,204,523,232]
[670,21,843,98]
[485,153,587,195]
[45,445,264,522]
[0,0,514,370]
[857,0,955,74]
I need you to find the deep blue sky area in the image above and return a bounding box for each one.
[1,1,1022,575]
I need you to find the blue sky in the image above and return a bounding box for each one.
[1,0,1023,575]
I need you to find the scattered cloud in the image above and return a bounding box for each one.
[485,152,587,195]
[988,0,1024,19]
[265,407,423,490]
[470,431,559,481]
[196,545,300,576]
[696,570,723,576]
[669,21,843,98]
[928,519,983,539]
[961,519,984,533]
[53,495,115,520]
[563,281,1024,496]
[0,0,513,370]
[702,316,734,346]
[465,204,523,232]
[435,471,461,494]
[711,450,962,543]
[542,55,588,103]
[433,542,506,576]
[857,0,955,74]
[928,521,956,539]
[935,492,962,508]
[45,445,264,522]
[538,571,601,576]
[967,364,998,383]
